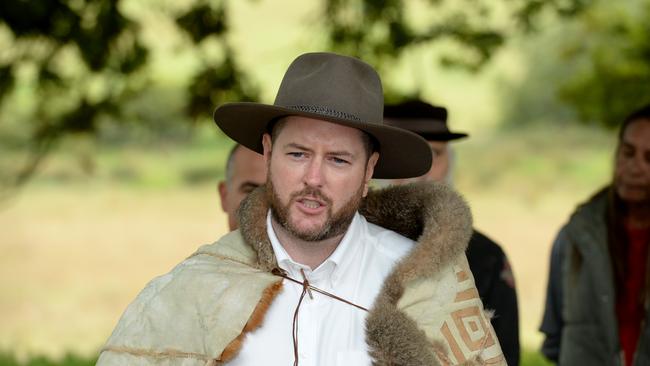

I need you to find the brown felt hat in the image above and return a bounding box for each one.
[213,52,432,179]
[384,100,468,141]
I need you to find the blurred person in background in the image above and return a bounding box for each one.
[383,99,520,366]
[540,103,650,365]
[97,53,506,365]
[219,143,267,231]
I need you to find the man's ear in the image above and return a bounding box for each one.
[363,152,380,197]
[262,133,273,164]
[218,181,228,212]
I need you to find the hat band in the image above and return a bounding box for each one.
[286,105,362,122]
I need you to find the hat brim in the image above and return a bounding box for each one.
[214,102,432,179]
[419,132,468,141]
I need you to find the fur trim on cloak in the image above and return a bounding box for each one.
[236,181,474,365]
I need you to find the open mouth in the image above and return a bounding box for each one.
[294,195,329,214]
[300,198,323,209]
[289,188,331,214]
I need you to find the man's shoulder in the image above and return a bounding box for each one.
[99,231,279,364]
[563,187,609,244]
[115,231,269,321]
[568,187,609,225]
[364,217,415,260]
[192,229,258,265]
[466,229,514,288]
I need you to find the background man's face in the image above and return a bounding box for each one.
[219,146,267,230]
[614,119,650,204]
[392,140,450,184]
[262,116,378,241]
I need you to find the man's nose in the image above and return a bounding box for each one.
[303,159,325,187]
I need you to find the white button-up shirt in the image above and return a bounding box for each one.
[228,211,414,366]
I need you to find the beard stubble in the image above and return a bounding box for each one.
[266,176,364,242]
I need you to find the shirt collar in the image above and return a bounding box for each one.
[266,210,362,282]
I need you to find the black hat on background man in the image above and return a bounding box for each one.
[383,99,468,141]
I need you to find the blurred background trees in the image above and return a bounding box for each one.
[0,0,258,191]
[0,0,649,192]
[503,0,650,128]
[1,1,648,362]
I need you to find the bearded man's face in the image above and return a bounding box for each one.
[262,116,378,242]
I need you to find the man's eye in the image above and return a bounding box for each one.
[239,184,260,194]
[288,152,305,158]
[331,157,349,165]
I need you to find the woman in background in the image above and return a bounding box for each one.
[540,104,650,366]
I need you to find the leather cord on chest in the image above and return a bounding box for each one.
[271,267,369,366]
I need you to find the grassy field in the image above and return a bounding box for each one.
[0,350,554,366]
[0,350,555,366]
[0,123,614,365]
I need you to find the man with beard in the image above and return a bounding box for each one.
[97,52,506,366]
[540,103,650,366]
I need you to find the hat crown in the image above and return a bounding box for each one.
[274,53,384,125]
[384,100,468,141]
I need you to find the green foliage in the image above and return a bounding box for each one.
[0,352,96,366]
[498,0,650,130]
[2,0,647,193]
[0,349,551,366]
[0,0,143,187]
[521,349,554,366]
[557,1,650,128]
[173,1,260,120]
[515,0,592,32]
[176,4,228,42]
[498,27,579,129]
[186,53,259,120]
[322,0,507,73]
[509,0,650,129]
[0,0,257,190]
